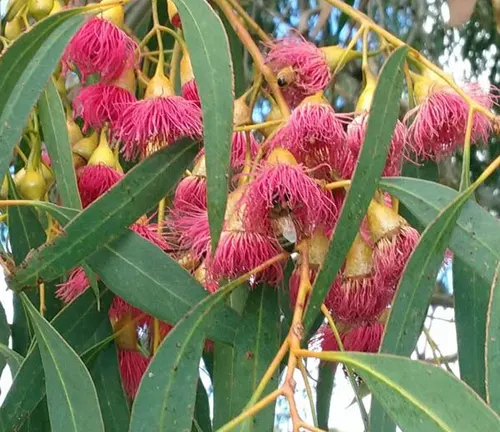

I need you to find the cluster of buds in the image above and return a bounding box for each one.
[5,0,498,399]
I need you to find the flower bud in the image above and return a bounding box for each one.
[344,234,373,278]
[41,162,54,190]
[88,129,115,167]
[49,0,62,14]
[233,96,251,127]
[355,69,377,113]
[72,153,87,170]
[266,147,298,166]
[112,67,136,94]
[112,313,138,351]
[4,17,24,41]
[320,45,360,71]
[18,167,46,201]
[67,114,83,145]
[261,99,282,138]
[98,0,124,28]
[5,0,24,21]
[167,0,181,28]
[366,199,406,243]
[13,168,26,189]
[307,228,329,267]
[180,53,194,87]
[145,73,175,99]
[72,132,98,161]
[29,0,54,21]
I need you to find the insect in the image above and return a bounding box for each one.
[276,66,296,87]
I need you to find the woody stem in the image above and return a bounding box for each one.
[223,0,271,42]
[213,0,291,118]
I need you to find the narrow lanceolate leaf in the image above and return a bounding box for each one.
[316,362,335,430]
[89,321,130,432]
[0,302,10,372]
[0,8,88,177]
[213,286,280,430]
[380,176,500,399]
[10,140,197,289]
[454,256,489,400]
[192,380,212,432]
[486,262,500,413]
[130,281,238,432]
[38,78,82,209]
[380,185,473,356]
[87,230,240,343]
[303,46,409,332]
[1,290,112,432]
[306,351,500,432]
[0,343,24,376]
[174,0,234,251]
[21,293,105,432]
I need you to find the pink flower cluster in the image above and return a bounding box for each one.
[57,20,497,393]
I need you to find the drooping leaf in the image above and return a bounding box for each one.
[305,351,500,432]
[380,182,473,356]
[380,176,500,398]
[213,286,280,430]
[21,293,105,432]
[486,262,500,414]
[38,77,82,209]
[316,362,335,430]
[0,343,24,376]
[129,279,238,432]
[303,46,409,332]
[192,380,212,432]
[10,140,197,289]
[0,8,88,177]
[1,289,112,432]
[173,0,234,251]
[89,321,130,432]
[87,230,239,343]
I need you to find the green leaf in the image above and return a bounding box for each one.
[213,286,280,430]
[486,262,500,413]
[38,77,82,209]
[309,351,500,432]
[0,8,88,177]
[1,289,112,432]
[219,12,245,97]
[19,400,51,432]
[89,321,130,432]
[380,176,500,398]
[316,362,335,430]
[174,0,234,250]
[10,140,197,289]
[454,256,489,400]
[380,184,473,356]
[129,279,236,432]
[192,380,212,432]
[22,293,104,432]
[0,343,24,376]
[303,45,409,332]
[87,230,240,343]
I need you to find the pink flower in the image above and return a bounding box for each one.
[324,234,393,323]
[366,200,420,288]
[168,204,211,260]
[319,321,384,353]
[230,131,259,170]
[77,164,123,208]
[267,96,348,177]
[118,350,150,398]
[266,36,331,107]
[115,92,202,160]
[244,149,334,236]
[131,222,169,251]
[181,80,200,107]
[62,17,137,82]
[343,113,408,178]
[73,84,136,132]
[405,80,494,160]
[174,176,207,211]
[56,267,90,303]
